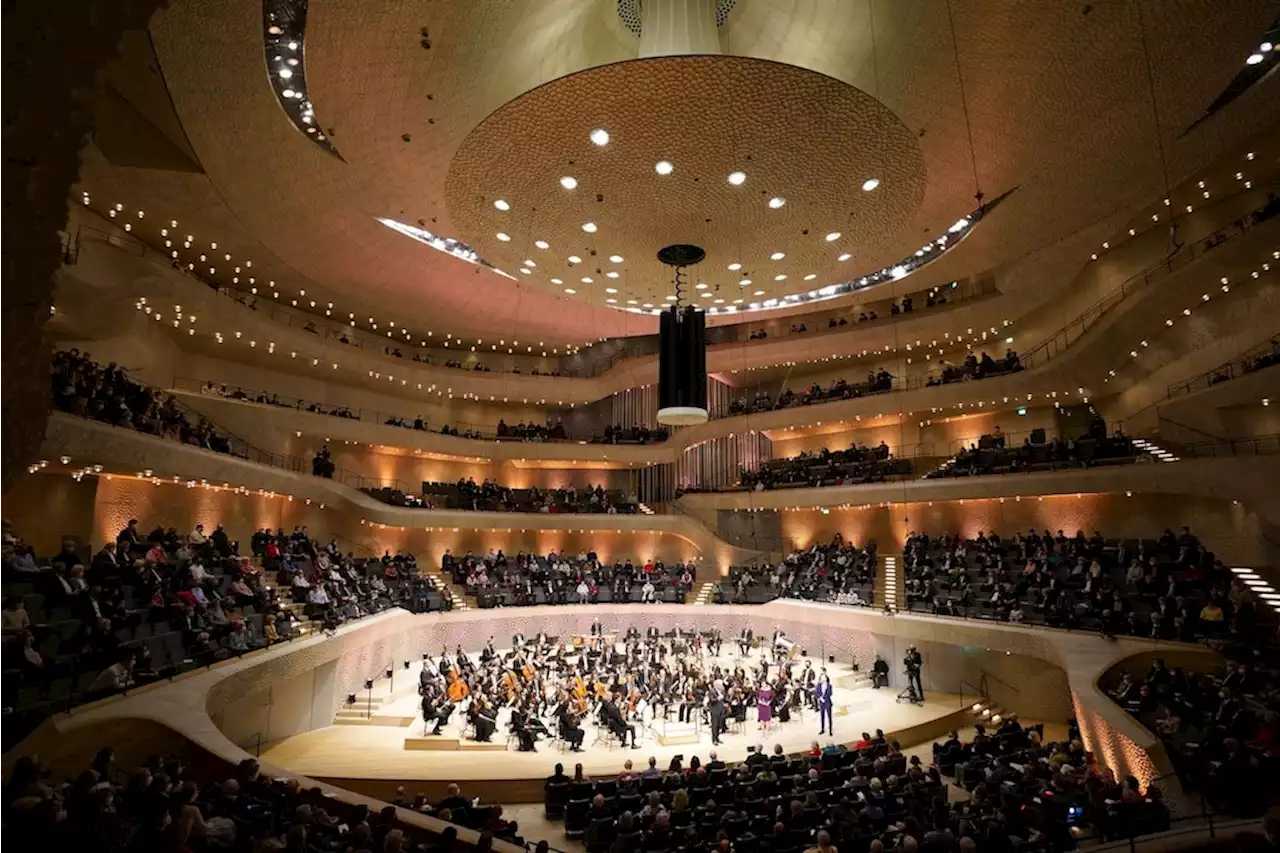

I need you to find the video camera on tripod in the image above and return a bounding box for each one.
[896,645,924,706]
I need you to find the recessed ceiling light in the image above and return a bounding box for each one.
[770,251,785,260]
[838,253,852,261]
[825,231,842,242]
[564,288,576,294]
[590,128,610,146]
[861,178,880,192]
[1246,53,1264,65]
[804,273,817,280]
[727,171,746,185]
[535,240,550,249]
[728,262,742,271]
[581,277,593,283]
[560,176,578,190]
[493,199,510,211]
[655,161,673,175]
[496,232,511,241]
[665,295,678,301]
[606,271,619,278]
[754,290,765,296]
[768,197,786,209]
[605,287,618,294]
[567,255,582,264]
[695,283,709,290]
[551,278,563,284]
[582,222,597,233]
[519,268,531,275]
[606,298,617,304]
[524,259,536,267]
[609,255,624,263]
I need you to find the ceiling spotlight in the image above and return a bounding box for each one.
[567,255,582,264]
[861,178,880,192]
[560,176,578,190]
[581,221,598,233]
[728,262,742,271]
[496,232,511,241]
[1246,53,1264,65]
[770,251,787,261]
[727,171,746,185]
[609,255,624,263]
[655,161,673,175]
[695,283,709,290]
[535,240,550,249]
[581,276,593,283]
[524,259,536,267]
[768,197,786,209]
[754,290,766,296]
[838,253,852,261]
[739,278,752,285]
[774,274,787,281]
[551,278,563,284]
[564,288,576,294]
[804,273,817,280]
[606,271,619,278]
[589,128,610,146]
[493,199,510,211]
[605,287,618,294]
[825,231,842,242]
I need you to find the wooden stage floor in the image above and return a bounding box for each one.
[259,648,969,802]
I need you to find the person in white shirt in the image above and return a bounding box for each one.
[575,580,590,602]
[291,573,311,589]
[641,580,656,603]
[189,524,208,546]
[308,584,330,605]
[189,561,209,584]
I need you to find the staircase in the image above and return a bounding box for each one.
[424,570,470,611]
[875,555,902,611]
[636,502,656,515]
[691,581,717,605]
[1131,436,1181,462]
[333,675,420,726]
[256,559,318,638]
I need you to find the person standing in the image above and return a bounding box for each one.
[816,672,834,735]
[708,692,728,746]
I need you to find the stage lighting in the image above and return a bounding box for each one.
[403,661,411,670]
[346,694,357,705]
[385,668,394,679]
[364,679,374,690]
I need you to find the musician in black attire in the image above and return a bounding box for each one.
[590,618,603,639]
[510,704,537,752]
[600,694,639,748]
[871,654,890,688]
[469,696,497,742]
[707,628,722,657]
[421,690,451,735]
[738,628,754,655]
[557,701,585,752]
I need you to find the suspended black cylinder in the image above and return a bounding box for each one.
[657,305,708,425]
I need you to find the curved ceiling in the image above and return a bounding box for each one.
[77,0,1280,345]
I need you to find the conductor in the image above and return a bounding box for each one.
[599,694,639,748]
[708,692,728,746]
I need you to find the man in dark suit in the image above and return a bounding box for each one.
[600,694,638,748]
[816,673,835,735]
[708,693,728,746]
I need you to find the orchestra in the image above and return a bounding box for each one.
[416,624,834,752]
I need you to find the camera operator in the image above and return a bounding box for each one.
[904,645,924,700]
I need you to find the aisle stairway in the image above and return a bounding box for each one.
[691,581,717,605]
[423,569,470,611]
[1131,436,1181,462]
[333,674,420,726]
[875,555,902,611]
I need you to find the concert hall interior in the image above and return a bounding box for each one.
[5,3,1280,853]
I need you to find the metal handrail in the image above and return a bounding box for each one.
[1167,338,1280,399]
[1176,433,1280,458]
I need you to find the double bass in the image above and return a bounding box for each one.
[447,670,471,703]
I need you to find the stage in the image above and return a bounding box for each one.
[259,645,971,803]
